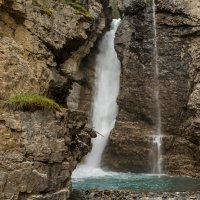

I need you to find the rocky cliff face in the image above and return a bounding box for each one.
[102,0,200,177]
[0,109,96,200]
[0,0,107,199]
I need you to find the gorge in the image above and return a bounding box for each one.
[72,0,200,193]
[102,0,200,177]
[0,0,200,199]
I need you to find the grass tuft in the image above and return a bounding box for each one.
[41,7,53,16]
[6,94,60,111]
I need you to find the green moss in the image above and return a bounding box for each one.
[33,0,53,16]
[65,0,94,21]
[41,7,53,16]
[6,94,60,111]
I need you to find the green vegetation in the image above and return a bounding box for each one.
[33,0,53,16]
[6,94,60,111]
[41,7,53,16]
[32,0,94,19]
[65,0,94,21]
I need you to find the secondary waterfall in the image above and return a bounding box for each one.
[152,0,163,174]
[73,19,121,176]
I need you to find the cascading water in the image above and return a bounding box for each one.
[72,7,200,193]
[152,0,163,174]
[85,19,121,168]
[73,19,121,176]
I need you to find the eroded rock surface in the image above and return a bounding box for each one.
[0,109,96,200]
[0,0,107,199]
[102,0,200,176]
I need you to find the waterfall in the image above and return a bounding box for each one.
[152,0,163,174]
[73,19,121,176]
[85,19,121,168]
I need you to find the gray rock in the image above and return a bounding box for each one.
[102,0,200,176]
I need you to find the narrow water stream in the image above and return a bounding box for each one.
[152,0,163,174]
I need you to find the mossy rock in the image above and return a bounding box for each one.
[33,0,53,16]
[41,7,53,16]
[65,0,95,21]
[6,94,61,111]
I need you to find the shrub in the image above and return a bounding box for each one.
[6,94,60,111]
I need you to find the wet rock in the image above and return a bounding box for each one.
[70,189,86,200]
[82,190,200,200]
[117,0,146,15]
[102,0,200,177]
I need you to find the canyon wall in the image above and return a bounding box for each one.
[0,0,108,199]
[102,0,200,177]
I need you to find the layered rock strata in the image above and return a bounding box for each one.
[102,0,200,177]
[0,109,96,199]
[0,0,107,199]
